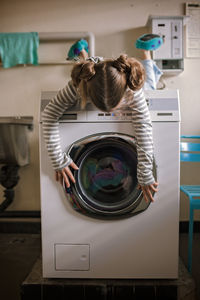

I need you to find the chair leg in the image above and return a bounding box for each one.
[188,204,194,273]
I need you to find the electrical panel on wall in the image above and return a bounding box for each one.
[147,16,187,75]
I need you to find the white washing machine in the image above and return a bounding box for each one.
[39,89,180,279]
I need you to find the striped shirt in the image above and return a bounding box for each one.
[42,81,155,186]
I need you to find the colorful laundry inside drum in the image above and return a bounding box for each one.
[81,157,129,193]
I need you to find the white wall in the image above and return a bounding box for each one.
[0,0,200,220]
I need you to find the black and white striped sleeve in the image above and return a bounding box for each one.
[130,88,155,186]
[42,80,78,171]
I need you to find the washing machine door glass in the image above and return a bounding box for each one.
[66,134,150,217]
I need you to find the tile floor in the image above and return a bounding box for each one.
[0,233,41,300]
[179,233,200,299]
[0,231,199,300]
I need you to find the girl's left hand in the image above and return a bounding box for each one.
[55,162,79,187]
[138,182,159,203]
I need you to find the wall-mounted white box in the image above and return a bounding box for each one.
[147,16,187,75]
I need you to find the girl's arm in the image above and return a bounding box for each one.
[129,88,158,201]
[42,80,79,172]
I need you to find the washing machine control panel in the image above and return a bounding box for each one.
[40,89,180,123]
[96,111,133,121]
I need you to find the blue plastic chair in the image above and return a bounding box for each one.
[180,135,200,272]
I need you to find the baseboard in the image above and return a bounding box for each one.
[179,221,200,233]
[0,221,41,233]
[0,220,199,234]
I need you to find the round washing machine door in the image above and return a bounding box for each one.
[64,133,155,218]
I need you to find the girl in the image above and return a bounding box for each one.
[42,35,162,203]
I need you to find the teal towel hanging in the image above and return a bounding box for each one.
[0,32,39,68]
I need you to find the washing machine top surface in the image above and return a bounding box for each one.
[40,89,180,123]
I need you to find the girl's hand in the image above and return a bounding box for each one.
[138,182,159,203]
[55,162,79,187]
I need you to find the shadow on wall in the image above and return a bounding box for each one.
[96,26,150,59]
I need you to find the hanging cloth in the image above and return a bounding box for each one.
[0,32,39,68]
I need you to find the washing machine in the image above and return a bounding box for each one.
[39,89,180,279]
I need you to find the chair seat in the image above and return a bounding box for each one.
[180,185,200,196]
[180,185,200,208]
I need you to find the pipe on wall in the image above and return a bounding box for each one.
[39,31,95,57]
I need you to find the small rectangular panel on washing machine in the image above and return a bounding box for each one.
[55,244,90,271]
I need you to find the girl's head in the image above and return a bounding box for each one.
[71,54,145,112]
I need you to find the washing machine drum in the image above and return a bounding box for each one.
[64,134,153,218]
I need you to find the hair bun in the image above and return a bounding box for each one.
[71,61,95,87]
[113,54,130,73]
[113,54,145,91]
[80,61,95,81]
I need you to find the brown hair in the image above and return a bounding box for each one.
[71,54,145,111]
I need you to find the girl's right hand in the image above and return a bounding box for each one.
[55,162,79,187]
